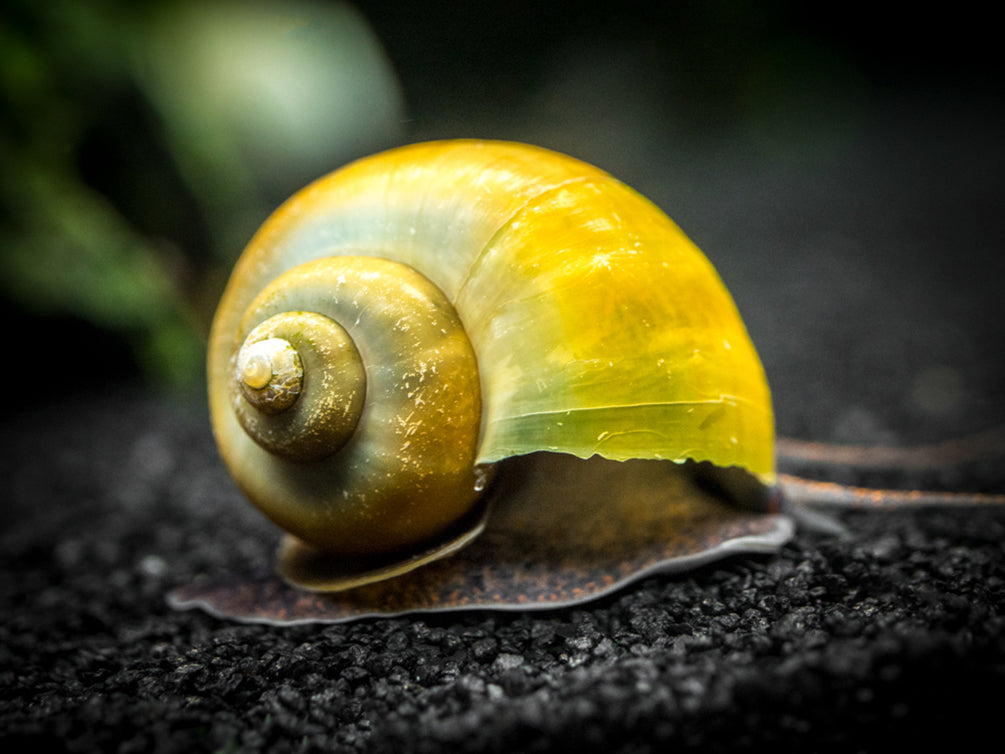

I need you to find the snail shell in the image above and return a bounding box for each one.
[209,140,775,589]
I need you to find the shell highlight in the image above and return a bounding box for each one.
[209,140,774,491]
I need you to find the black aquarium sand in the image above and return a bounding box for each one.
[1,387,1002,753]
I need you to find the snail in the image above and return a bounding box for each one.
[169,140,1005,625]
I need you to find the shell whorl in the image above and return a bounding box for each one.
[208,139,775,558]
[232,310,363,460]
[216,255,483,556]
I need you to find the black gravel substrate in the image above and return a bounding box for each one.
[1,389,1003,753]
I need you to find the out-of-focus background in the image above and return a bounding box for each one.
[2,0,1002,443]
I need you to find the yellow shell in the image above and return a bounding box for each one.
[208,140,774,582]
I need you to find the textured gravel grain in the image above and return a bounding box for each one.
[1,387,1003,753]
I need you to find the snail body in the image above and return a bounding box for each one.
[208,140,775,592]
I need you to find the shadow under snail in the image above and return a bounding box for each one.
[169,139,1005,625]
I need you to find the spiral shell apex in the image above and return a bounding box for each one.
[208,139,775,574]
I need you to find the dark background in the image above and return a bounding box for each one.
[2,1,1003,752]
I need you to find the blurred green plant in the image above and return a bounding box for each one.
[0,0,404,391]
[0,155,201,385]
